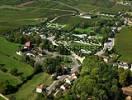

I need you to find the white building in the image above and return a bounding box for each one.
[36,84,44,93]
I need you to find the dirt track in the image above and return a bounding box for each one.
[16,1,34,7]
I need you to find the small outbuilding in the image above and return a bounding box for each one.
[36,84,45,93]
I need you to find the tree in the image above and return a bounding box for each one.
[34,62,42,74]
[0,81,7,94]
[10,68,18,76]
[35,93,47,100]
[57,45,71,55]
[42,57,57,74]
[118,68,130,86]
[34,35,41,46]
[0,81,16,95]
[72,76,96,99]
[71,56,122,100]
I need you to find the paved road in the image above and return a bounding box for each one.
[46,75,68,95]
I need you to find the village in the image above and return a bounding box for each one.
[0,0,132,99]
[14,11,132,98]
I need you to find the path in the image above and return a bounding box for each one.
[53,1,82,14]
[49,13,75,23]
[16,1,34,7]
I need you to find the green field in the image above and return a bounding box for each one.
[116,26,132,63]
[0,37,33,86]
[14,73,53,100]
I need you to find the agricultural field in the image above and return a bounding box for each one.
[0,37,33,86]
[0,0,130,32]
[0,0,75,32]
[57,0,132,13]
[115,26,132,63]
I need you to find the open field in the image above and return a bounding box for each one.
[0,37,33,84]
[115,26,132,63]
[14,73,53,100]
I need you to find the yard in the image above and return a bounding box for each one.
[115,26,132,63]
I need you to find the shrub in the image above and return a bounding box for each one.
[10,68,18,76]
[1,67,8,72]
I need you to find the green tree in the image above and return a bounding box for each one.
[10,68,18,76]
[34,35,41,46]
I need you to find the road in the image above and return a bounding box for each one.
[46,50,81,95]
[46,75,68,95]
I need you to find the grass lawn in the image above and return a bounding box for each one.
[14,73,53,100]
[0,37,33,82]
[115,26,132,63]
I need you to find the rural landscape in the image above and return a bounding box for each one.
[0,0,132,100]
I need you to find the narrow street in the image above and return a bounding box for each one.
[46,50,81,95]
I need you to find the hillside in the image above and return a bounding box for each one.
[0,0,131,32]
